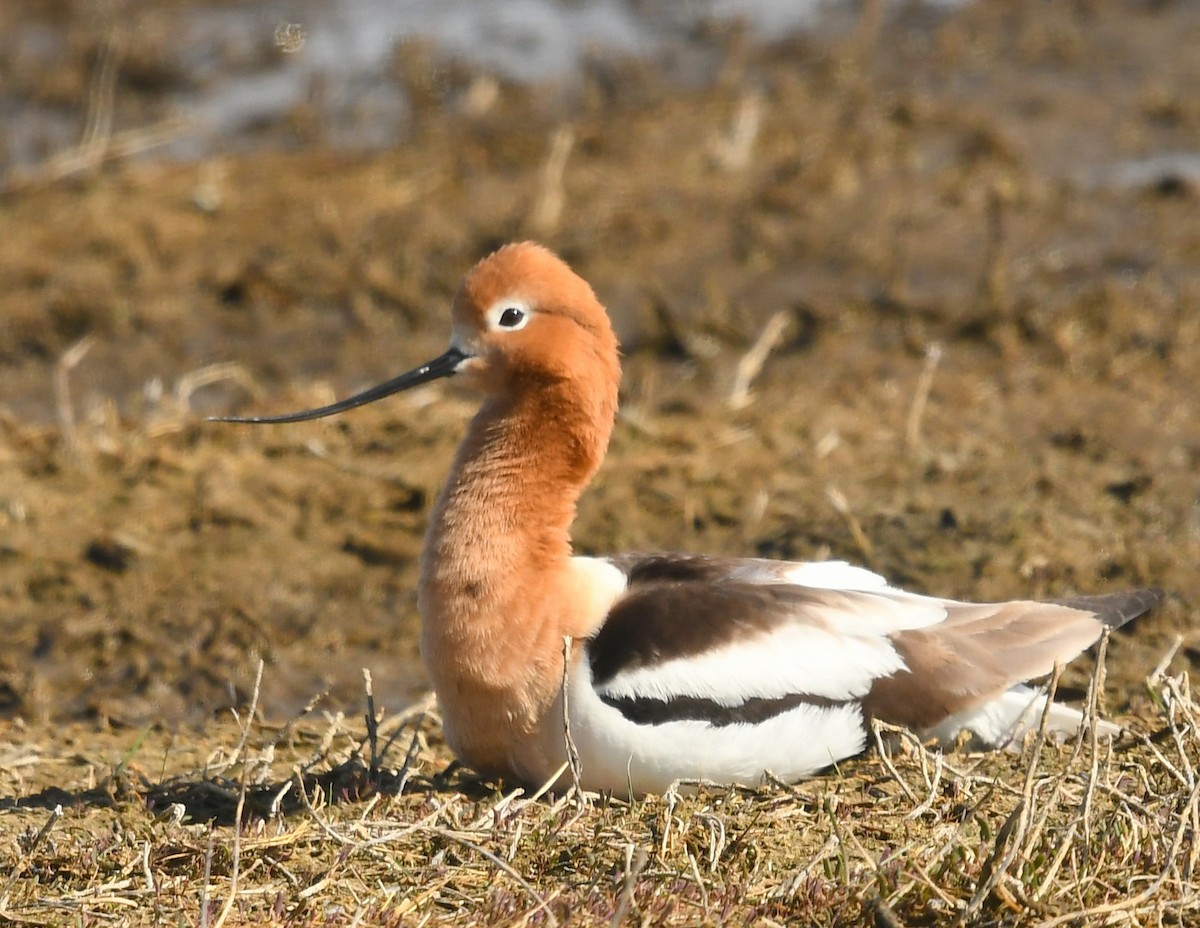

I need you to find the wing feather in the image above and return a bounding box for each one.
[589,553,1163,736]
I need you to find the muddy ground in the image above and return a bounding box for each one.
[0,0,1198,797]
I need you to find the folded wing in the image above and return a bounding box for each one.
[588,554,1163,739]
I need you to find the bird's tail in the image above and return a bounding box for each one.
[922,684,1119,750]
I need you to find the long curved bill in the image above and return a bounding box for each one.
[210,346,469,424]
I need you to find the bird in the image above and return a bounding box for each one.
[215,242,1164,796]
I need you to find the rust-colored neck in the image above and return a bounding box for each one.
[417,371,617,775]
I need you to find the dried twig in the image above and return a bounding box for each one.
[54,334,96,463]
[1079,633,1110,872]
[174,363,261,416]
[3,119,187,196]
[529,125,575,234]
[826,486,876,566]
[228,659,265,770]
[728,311,790,410]
[363,668,381,781]
[204,660,266,928]
[710,88,763,172]
[610,844,648,928]
[209,778,247,928]
[562,636,584,798]
[1147,634,1186,689]
[199,831,214,928]
[870,720,920,804]
[905,343,943,453]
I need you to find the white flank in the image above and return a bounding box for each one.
[923,685,1122,749]
[561,663,869,795]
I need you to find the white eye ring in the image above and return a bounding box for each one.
[486,299,532,332]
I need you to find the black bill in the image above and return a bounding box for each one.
[210,346,469,424]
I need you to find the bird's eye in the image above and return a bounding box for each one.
[498,307,525,328]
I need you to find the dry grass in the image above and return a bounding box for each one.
[1,651,1197,927]
[1,1,1198,924]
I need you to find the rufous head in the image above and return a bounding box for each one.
[449,242,620,394]
[209,242,620,424]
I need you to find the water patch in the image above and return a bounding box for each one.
[1,0,863,169]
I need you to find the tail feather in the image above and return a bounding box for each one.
[887,588,1163,752]
[923,685,1120,750]
[1049,588,1165,629]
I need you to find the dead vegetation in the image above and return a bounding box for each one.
[1,0,1199,924]
[1,651,1198,926]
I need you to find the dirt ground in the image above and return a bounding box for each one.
[1,0,1198,807]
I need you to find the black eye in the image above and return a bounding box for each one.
[498,307,525,328]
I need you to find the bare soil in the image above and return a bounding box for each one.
[0,1,1198,923]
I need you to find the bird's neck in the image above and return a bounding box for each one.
[421,378,615,592]
[417,374,617,768]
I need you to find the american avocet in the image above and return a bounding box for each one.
[216,242,1163,796]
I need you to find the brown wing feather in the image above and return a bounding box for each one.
[864,590,1164,731]
[588,574,823,686]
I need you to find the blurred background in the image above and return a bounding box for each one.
[0,0,1196,730]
